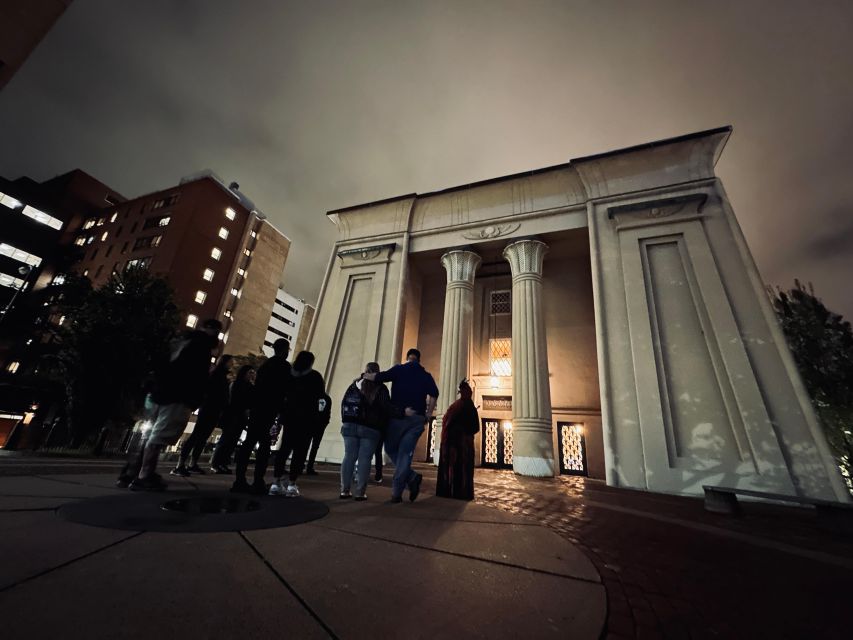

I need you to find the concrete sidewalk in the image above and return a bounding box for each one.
[0,463,605,639]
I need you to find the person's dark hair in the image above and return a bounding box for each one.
[213,354,233,374]
[272,338,290,357]
[293,350,315,373]
[202,318,223,333]
[235,364,255,384]
[361,361,382,404]
[406,348,421,361]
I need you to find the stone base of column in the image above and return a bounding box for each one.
[511,419,556,477]
[432,414,443,466]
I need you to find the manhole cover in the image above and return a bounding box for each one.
[161,496,261,514]
[57,491,329,533]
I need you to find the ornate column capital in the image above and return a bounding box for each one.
[502,239,548,279]
[440,250,481,287]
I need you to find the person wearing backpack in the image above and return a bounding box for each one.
[339,362,413,500]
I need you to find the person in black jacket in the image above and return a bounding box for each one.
[269,351,325,497]
[210,364,255,473]
[305,392,332,475]
[172,354,233,476]
[340,362,412,500]
[119,319,221,491]
[232,338,291,494]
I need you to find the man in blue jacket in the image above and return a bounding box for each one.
[365,348,438,503]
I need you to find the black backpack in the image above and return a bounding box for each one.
[340,383,365,423]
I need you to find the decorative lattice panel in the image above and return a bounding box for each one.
[489,338,512,377]
[503,423,513,465]
[558,422,587,475]
[483,420,499,464]
[490,290,511,315]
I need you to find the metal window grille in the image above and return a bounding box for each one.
[557,422,588,475]
[490,290,511,315]
[489,338,512,377]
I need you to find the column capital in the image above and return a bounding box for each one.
[503,239,548,278]
[440,250,481,285]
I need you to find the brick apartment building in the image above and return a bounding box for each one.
[0,168,291,446]
[72,171,291,355]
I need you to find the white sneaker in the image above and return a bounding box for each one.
[285,483,300,498]
[268,482,284,496]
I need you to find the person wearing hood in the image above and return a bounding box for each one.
[118,318,222,491]
[435,379,480,501]
[269,350,325,497]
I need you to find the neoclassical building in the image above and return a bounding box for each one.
[307,127,848,501]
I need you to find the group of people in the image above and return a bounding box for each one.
[117,318,480,502]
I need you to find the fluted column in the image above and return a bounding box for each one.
[433,249,481,463]
[503,239,554,476]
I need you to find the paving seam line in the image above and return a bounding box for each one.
[30,474,124,490]
[0,531,145,594]
[322,512,542,527]
[309,522,603,586]
[237,531,340,640]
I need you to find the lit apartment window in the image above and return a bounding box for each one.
[243,249,251,257]
[237,268,245,277]
[109,212,117,223]
[58,315,66,326]
[218,227,229,240]
[21,205,63,230]
[186,314,198,328]
[250,230,257,238]
[95,217,106,226]
[82,269,89,277]
[223,309,232,318]
[52,274,66,285]
[0,191,24,209]
[143,215,171,230]
[82,218,97,230]
[202,268,214,282]
[0,243,42,267]
[101,231,109,242]
[211,247,222,261]
[230,288,239,296]
[225,207,236,220]
[222,332,229,344]
[6,361,20,373]
[218,332,225,341]
[194,290,207,304]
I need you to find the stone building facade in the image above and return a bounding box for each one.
[307,127,848,501]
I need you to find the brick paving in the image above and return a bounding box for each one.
[460,467,853,639]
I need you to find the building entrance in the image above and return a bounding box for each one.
[481,418,513,469]
[557,421,588,476]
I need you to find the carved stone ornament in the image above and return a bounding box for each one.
[607,194,707,227]
[336,243,395,267]
[461,223,521,241]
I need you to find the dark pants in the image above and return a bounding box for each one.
[179,413,218,465]
[306,422,329,470]
[273,425,312,483]
[234,408,277,485]
[374,435,384,479]
[211,419,243,468]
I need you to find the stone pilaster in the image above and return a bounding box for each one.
[433,249,481,463]
[502,239,554,476]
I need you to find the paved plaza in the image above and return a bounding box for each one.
[0,453,851,639]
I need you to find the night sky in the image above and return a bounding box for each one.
[1,0,851,321]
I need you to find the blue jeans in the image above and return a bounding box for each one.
[341,423,381,498]
[384,415,425,498]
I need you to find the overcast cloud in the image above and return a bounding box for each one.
[1,0,851,320]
